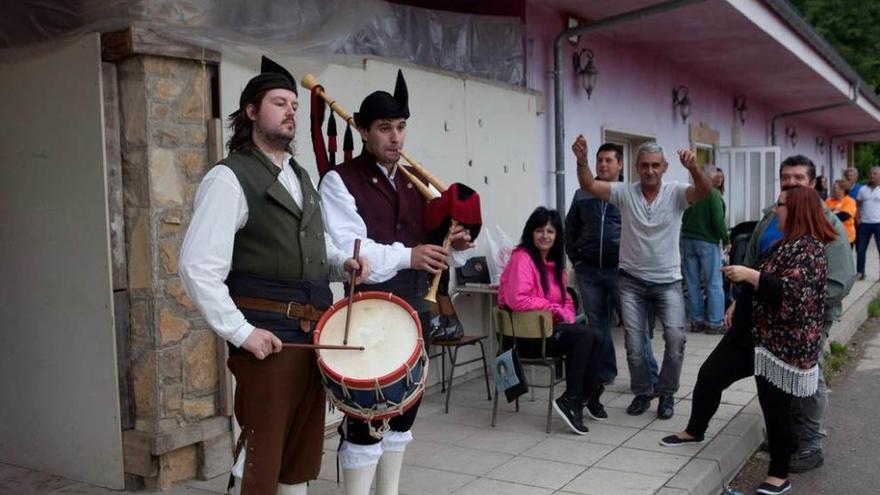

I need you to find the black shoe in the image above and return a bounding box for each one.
[755,479,791,495]
[704,323,727,335]
[657,395,675,419]
[553,395,589,435]
[660,433,704,447]
[688,321,705,333]
[858,273,866,281]
[788,449,823,473]
[758,440,769,452]
[626,395,653,416]
[585,398,607,421]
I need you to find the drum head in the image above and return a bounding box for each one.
[316,294,420,381]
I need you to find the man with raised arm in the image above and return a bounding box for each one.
[571,135,711,420]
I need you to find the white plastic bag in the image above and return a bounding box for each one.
[484,225,515,285]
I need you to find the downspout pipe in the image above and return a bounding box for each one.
[770,82,859,146]
[551,0,707,213]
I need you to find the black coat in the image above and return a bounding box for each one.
[564,188,621,268]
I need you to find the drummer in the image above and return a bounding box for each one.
[320,70,474,495]
[179,56,369,495]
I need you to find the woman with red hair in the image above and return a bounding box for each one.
[660,186,836,495]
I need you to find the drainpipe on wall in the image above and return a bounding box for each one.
[552,0,707,213]
[770,82,859,146]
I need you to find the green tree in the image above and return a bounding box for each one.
[791,0,880,174]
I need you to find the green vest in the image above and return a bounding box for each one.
[222,148,329,281]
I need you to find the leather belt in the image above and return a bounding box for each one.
[231,296,325,333]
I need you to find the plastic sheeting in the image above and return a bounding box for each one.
[0,0,524,85]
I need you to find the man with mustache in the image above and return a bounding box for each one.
[572,137,711,420]
[179,56,368,495]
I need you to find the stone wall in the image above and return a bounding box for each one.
[115,52,230,490]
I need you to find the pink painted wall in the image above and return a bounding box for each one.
[525,3,848,208]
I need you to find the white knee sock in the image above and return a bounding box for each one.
[375,431,412,495]
[339,440,382,495]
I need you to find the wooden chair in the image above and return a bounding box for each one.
[491,308,565,433]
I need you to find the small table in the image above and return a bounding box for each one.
[451,283,499,360]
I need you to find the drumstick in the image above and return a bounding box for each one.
[343,239,361,345]
[282,343,365,351]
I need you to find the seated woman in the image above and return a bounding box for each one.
[498,206,605,435]
[660,186,834,495]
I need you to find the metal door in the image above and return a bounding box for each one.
[716,146,781,228]
[0,34,123,488]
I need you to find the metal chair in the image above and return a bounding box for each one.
[490,308,565,433]
[431,335,491,413]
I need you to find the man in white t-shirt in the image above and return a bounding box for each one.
[572,137,712,419]
[855,166,880,280]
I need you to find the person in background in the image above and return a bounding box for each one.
[500,207,606,434]
[844,167,862,200]
[855,166,880,281]
[826,179,856,247]
[814,175,829,200]
[680,165,730,335]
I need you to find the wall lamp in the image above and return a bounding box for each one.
[837,144,846,158]
[572,48,598,99]
[733,95,748,126]
[785,126,798,147]
[816,137,826,154]
[673,86,691,124]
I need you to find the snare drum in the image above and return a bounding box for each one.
[313,291,428,425]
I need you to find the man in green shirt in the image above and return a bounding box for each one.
[681,165,729,335]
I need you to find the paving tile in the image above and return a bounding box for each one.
[404,439,452,466]
[410,421,485,445]
[665,457,723,495]
[397,464,475,495]
[605,392,638,409]
[599,407,657,429]
[562,467,668,495]
[452,477,552,495]
[485,456,585,490]
[520,437,614,466]
[430,405,496,428]
[560,422,640,447]
[595,447,690,478]
[452,427,546,455]
[305,478,345,495]
[408,445,512,476]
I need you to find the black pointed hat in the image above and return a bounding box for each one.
[230,56,298,118]
[353,70,410,129]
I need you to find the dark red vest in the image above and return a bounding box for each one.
[334,151,428,247]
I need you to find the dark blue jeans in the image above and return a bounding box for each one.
[855,222,880,275]
[575,264,658,385]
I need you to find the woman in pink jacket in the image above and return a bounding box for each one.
[499,207,606,435]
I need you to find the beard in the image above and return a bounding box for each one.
[255,119,295,151]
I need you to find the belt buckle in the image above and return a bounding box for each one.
[286,301,297,319]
